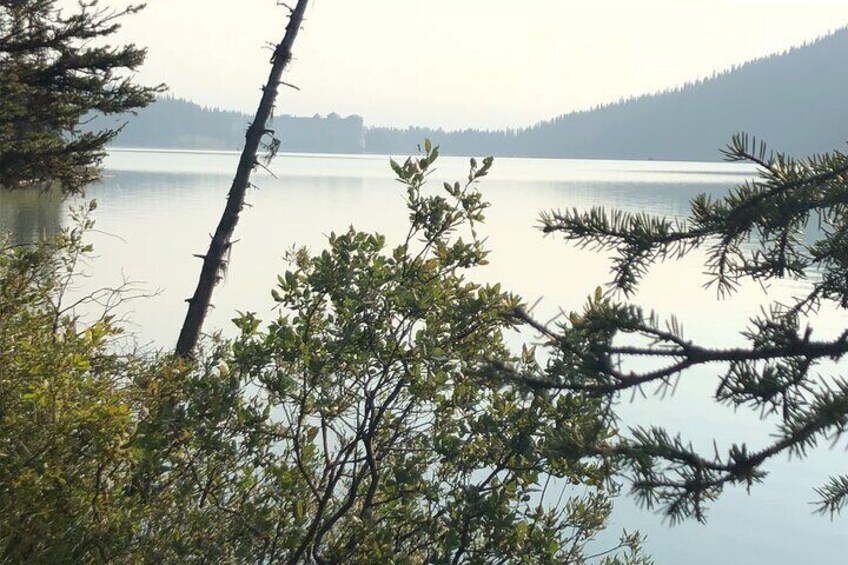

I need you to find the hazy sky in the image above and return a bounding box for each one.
[97,0,848,129]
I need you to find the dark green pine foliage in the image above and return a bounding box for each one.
[498,135,848,523]
[0,0,161,194]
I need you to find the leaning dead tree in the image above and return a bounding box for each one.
[176,0,309,358]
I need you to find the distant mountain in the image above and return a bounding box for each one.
[109,27,848,161]
[368,26,848,161]
[506,26,848,160]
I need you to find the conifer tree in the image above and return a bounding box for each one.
[0,0,160,194]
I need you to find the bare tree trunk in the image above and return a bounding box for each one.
[176,0,309,358]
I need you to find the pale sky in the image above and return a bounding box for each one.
[96,0,848,130]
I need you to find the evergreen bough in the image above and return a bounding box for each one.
[501,134,848,523]
[0,0,161,194]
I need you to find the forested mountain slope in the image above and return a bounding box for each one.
[506,26,848,160]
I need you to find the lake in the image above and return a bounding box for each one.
[2,148,846,563]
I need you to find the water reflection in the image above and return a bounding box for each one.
[0,188,63,244]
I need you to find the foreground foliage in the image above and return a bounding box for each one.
[0,149,648,563]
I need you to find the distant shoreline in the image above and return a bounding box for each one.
[106,146,758,173]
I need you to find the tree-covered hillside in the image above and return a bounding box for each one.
[369,26,848,160]
[508,26,848,160]
[110,26,848,161]
[103,96,365,153]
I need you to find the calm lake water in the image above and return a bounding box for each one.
[2,148,847,563]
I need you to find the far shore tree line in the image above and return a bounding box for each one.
[101,25,848,163]
[2,0,848,562]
